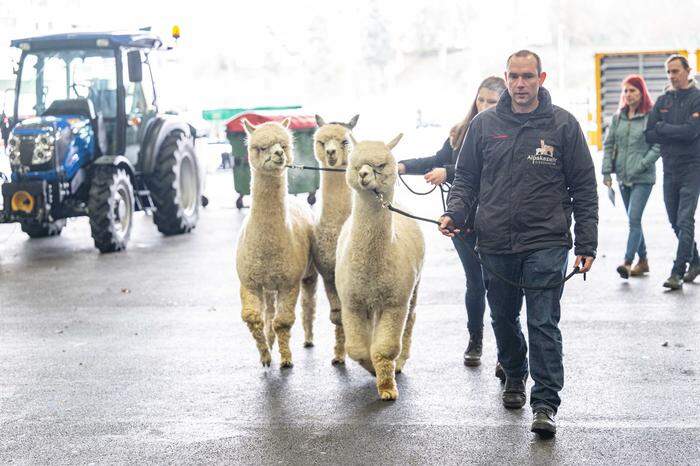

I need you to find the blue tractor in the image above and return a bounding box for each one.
[1,31,203,252]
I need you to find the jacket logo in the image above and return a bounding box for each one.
[492,133,509,139]
[527,140,557,166]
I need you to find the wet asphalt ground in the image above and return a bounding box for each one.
[1,167,699,464]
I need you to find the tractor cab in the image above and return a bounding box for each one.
[9,32,160,169]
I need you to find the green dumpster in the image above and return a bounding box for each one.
[226,113,319,209]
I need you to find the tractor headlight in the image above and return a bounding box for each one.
[32,133,55,164]
[7,136,21,165]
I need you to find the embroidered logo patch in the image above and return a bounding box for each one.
[527,140,557,167]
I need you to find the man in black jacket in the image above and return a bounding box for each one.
[439,50,598,438]
[645,55,700,289]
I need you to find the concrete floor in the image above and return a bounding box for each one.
[1,170,699,464]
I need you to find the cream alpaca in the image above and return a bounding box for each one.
[311,114,358,365]
[236,119,317,368]
[335,134,425,400]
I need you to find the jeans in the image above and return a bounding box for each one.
[663,170,700,276]
[480,247,568,413]
[452,232,487,335]
[619,183,653,263]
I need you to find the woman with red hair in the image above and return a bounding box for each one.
[602,74,661,278]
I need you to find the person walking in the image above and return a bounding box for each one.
[602,75,660,279]
[397,77,507,378]
[645,55,700,289]
[439,50,598,438]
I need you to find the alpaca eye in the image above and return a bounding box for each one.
[257,146,267,152]
[376,163,387,170]
[342,139,349,146]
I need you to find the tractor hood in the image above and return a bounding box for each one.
[7,115,95,181]
[12,115,90,137]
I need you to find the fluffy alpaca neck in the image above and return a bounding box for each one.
[349,189,394,253]
[249,169,287,227]
[320,171,352,221]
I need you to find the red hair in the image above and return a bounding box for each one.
[618,74,653,114]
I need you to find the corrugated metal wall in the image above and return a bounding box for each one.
[594,50,687,149]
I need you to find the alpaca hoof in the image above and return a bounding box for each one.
[331,357,345,366]
[303,341,314,348]
[379,388,399,401]
[395,368,402,374]
[280,359,294,369]
[260,350,272,367]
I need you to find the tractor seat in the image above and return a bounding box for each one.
[43,98,96,119]
[42,98,107,155]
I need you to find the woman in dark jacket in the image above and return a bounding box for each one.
[398,76,506,376]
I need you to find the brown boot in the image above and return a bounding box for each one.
[630,259,649,276]
[616,261,632,279]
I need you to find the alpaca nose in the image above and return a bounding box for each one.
[326,148,336,157]
[359,171,368,179]
[274,149,284,157]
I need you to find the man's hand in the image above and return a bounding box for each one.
[424,167,447,185]
[603,178,612,188]
[438,215,459,237]
[397,162,406,175]
[574,255,595,273]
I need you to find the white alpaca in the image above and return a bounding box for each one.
[236,119,317,368]
[335,134,425,400]
[311,114,358,365]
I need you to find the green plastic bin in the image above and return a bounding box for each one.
[226,113,319,209]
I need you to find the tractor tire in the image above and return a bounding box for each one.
[88,166,134,253]
[20,219,66,238]
[148,130,200,235]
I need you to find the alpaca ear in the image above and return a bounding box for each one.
[386,133,403,150]
[281,117,291,129]
[349,133,358,146]
[242,118,256,135]
[347,114,359,129]
[315,114,325,127]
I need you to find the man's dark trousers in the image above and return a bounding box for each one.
[480,247,568,413]
[663,168,700,276]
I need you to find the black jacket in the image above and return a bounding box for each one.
[400,137,458,182]
[644,83,700,170]
[445,87,598,257]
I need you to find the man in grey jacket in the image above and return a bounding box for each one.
[439,50,598,438]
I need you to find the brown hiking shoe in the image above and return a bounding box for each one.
[616,261,632,279]
[630,259,649,276]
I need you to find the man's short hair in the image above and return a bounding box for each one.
[507,50,542,75]
[665,54,690,71]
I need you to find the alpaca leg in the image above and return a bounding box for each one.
[371,307,408,401]
[274,285,300,368]
[396,285,419,373]
[263,291,277,350]
[395,311,416,374]
[343,307,373,374]
[240,286,271,367]
[325,277,346,365]
[301,272,318,348]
